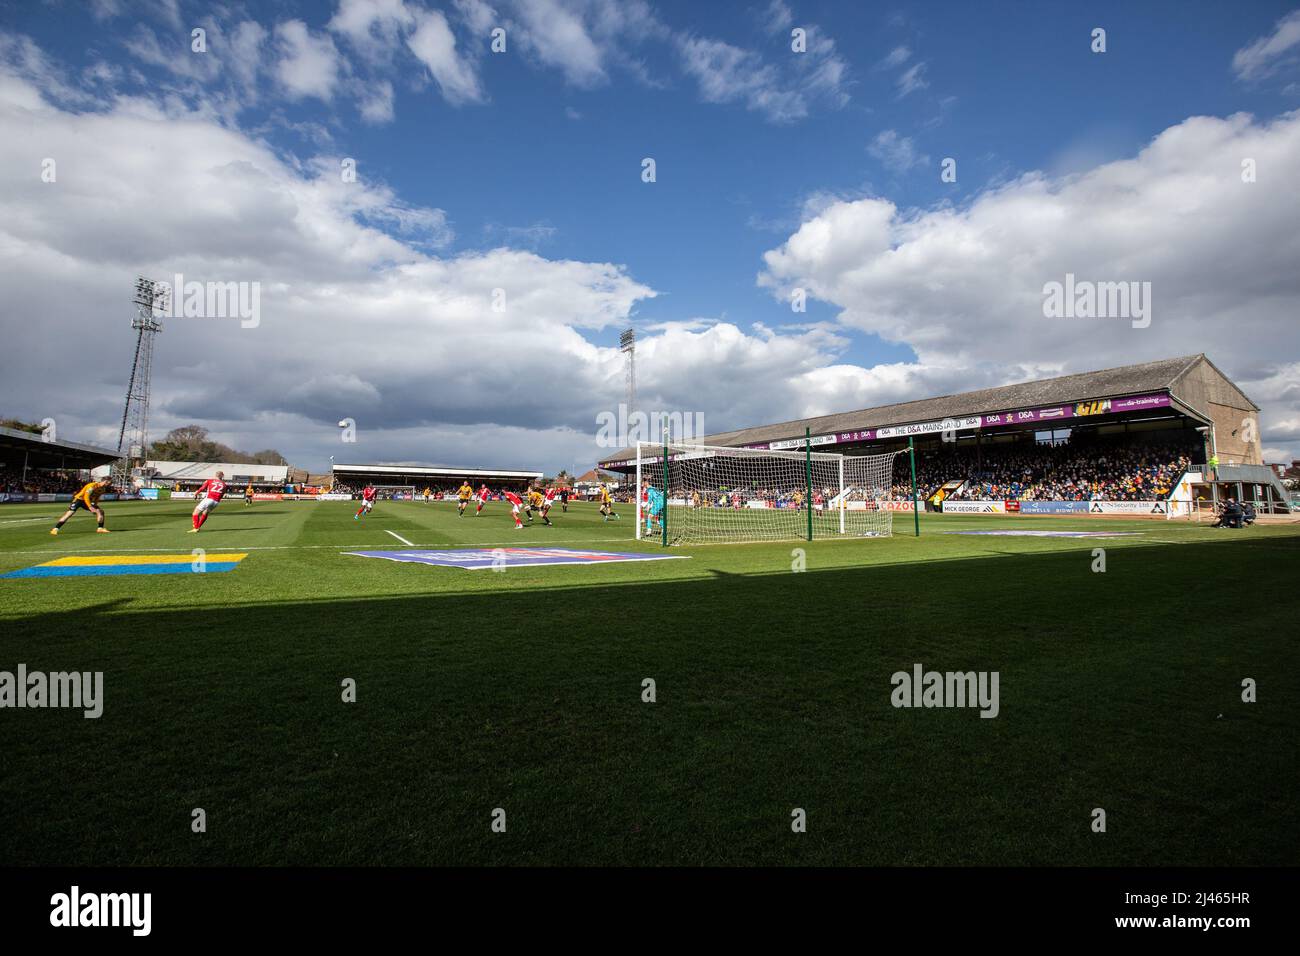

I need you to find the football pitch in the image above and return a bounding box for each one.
[1,498,1296,866]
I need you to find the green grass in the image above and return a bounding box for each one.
[0,498,1296,865]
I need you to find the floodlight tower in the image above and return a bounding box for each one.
[619,327,636,423]
[110,277,168,490]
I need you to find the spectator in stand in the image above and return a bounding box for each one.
[891,438,1195,503]
[0,470,90,495]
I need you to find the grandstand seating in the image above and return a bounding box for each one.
[894,438,1196,502]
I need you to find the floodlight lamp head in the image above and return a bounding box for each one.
[133,276,169,310]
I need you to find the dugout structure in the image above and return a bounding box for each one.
[635,433,913,546]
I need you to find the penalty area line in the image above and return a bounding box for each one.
[385,530,415,547]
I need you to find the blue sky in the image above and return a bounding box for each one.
[1,0,1299,471]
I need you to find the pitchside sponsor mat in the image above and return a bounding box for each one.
[2,553,249,578]
[942,530,1144,538]
[344,548,690,569]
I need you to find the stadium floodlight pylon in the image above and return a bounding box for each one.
[634,439,906,545]
[111,277,168,492]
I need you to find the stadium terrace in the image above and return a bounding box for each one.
[599,354,1292,516]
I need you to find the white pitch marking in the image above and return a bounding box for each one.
[0,537,640,555]
[384,530,415,547]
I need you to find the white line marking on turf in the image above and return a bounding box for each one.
[8,533,1260,556]
[0,538,641,555]
[385,530,415,547]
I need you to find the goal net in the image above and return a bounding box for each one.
[635,441,905,545]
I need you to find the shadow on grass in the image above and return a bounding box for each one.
[0,537,1296,866]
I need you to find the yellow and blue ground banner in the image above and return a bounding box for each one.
[2,553,248,578]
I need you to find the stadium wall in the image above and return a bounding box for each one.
[1172,359,1261,465]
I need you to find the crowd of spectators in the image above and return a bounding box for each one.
[0,470,88,495]
[912,439,1196,502]
[628,438,1194,507]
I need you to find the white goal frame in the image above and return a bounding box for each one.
[634,440,904,545]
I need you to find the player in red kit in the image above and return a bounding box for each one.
[188,471,227,532]
[502,489,524,529]
[539,486,558,526]
[354,485,377,519]
[475,484,490,516]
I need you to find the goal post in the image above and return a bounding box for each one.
[634,440,906,546]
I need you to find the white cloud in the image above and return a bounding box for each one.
[1232,9,1300,82]
[762,0,794,35]
[677,7,850,124]
[406,7,485,106]
[328,0,416,63]
[484,221,558,248]
[896,61,927,97]
[358,78,395,122]
[124,24,221,82]
[761,111,1300,460]
[0,35,866,472]
[90,0,123,20]
[0,32,99,107]
[876,45,910,70]
[0,57,688,471]
[509,0,609,87]
[678,36,804,122]
[227,21,269,97]
[868,129,928,173]
[110,17,270,119]
[497,0,669,89]
[151,0,183,31]
[275,20,345,102]
[454,0,500,36]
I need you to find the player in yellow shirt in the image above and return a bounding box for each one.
[51,477,113,534]
[526,488,544,523]
[598,485,619,521]
[456,481,475,516]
